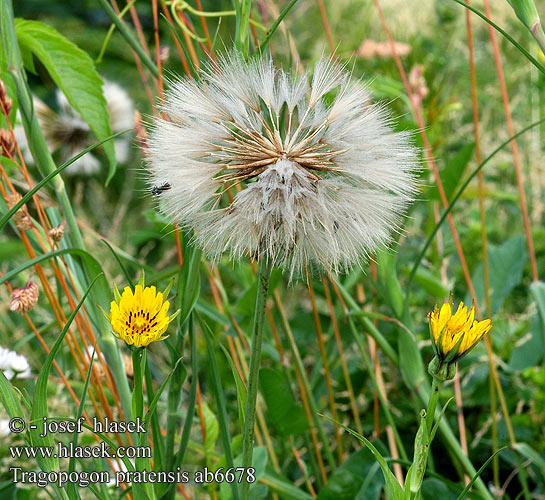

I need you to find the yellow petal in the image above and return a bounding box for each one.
[442,328,464,355]
[459,319,491,355]
[432,303,451,343]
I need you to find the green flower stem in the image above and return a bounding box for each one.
[416,383,493,500]
[425,377,442,435]
[131,348,156,500]
[241,258,273,500]
[132,348,145,421]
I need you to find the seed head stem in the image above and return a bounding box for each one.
[241,258,273,499]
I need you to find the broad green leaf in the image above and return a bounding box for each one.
[410,267,449,299]
[15,19,116,183]
[465,235,528,315]
[428,143,475,201]
[259,368,309,437]
[422,479,458,500]
[376,249,404,318]
[177,246,202,327]
[508,314,544,370]
[397,320,425,391]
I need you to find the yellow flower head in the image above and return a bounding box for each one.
[428,300,491,362]
[108,276,178,348]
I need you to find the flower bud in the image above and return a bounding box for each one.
[9,280,39,314]
[427,299,491,380]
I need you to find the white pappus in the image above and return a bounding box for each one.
[147,53,420,277]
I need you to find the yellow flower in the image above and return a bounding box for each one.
[429,301,491,361]
[108,279,178,347]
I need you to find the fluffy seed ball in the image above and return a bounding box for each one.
[148,54,419,276]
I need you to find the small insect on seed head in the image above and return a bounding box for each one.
[151,182,172,196]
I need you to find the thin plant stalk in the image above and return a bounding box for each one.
[464,3,494,483]
[315,0,335,55]
[307,272,343,463]
[425,378,442,435]
[348,318,408,462]
[322,277,363,436]
[273,288,337,474]
[482,0,538,283]
[371,0,479,310]
[96,0,158,77]
[241,258,273,499]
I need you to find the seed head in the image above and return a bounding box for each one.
[49,222,65,243]
[0,129,15,158]
[5,192,33,231]
[0,80,12,116]
[148,53,420,276]
[9,280,39,314]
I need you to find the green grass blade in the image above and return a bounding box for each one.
[101,239,134,288]
[258,0,300,54]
